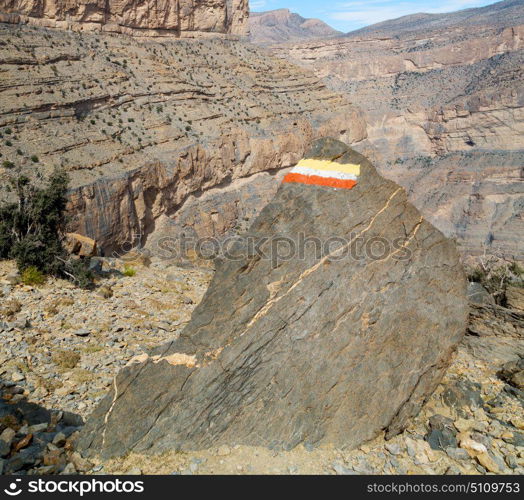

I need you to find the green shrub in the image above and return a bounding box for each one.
[64,258,94,288]
[2,160,14,169]
[30,155,39,163]
[0,170,93,288]
[0,170,68,274]
[123,266,136,277]
[509,261,524,279]
[21,266,46,285]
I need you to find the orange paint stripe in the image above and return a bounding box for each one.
[283,172,357,190]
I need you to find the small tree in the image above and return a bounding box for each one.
[467,251,524,306]
[0,169,92,286]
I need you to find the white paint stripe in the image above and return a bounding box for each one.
[291,166,358,181]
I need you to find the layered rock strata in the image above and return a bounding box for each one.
[266,0,524,258]
[0,22,366,253]
[0,0,249,37]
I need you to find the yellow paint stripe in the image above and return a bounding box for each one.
[296,159,361,175]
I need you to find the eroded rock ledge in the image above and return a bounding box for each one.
[0,0,249,37]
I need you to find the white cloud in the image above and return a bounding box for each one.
[250,0,268,11]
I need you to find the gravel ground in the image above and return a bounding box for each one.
[1,259,523,475]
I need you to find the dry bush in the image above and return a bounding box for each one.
[467,251,524,305]
[52,350,81,370]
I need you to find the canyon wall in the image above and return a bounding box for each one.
[0,0,249,37]
[267,0,524,259]
[0,21,365,254]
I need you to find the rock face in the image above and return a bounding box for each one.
[146,168,291,263]
[249,9,341,45]
[64,233,98,257]
[78,138,468,458]
[0,0,249,37]
[268,0,524,259]
[466,303,524,364]
[0,22,365,254]
[506,286,524,312]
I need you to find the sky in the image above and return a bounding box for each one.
[249,0,499,32]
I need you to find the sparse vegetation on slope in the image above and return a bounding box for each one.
[468,255,524,305]
[0,22,363,253]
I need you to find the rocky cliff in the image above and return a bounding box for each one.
[267,0,524,259]
[249,9,341,45]
[78,139,468,458]
[0,21,365,254]
[0,0,249,37]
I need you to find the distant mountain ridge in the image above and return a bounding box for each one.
[267,0,524,259]
[249,8,341,45]
[346,0,524,36]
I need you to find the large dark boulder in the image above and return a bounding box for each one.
[79,138,468,458]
